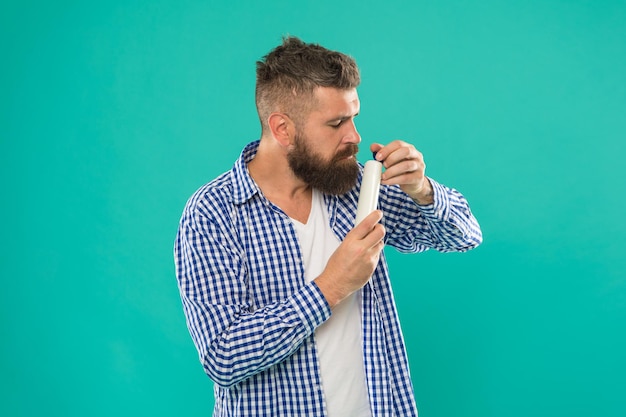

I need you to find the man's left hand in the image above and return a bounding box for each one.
[371,141,434,205]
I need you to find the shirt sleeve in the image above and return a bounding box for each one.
[174,201,331,389]
[381,177,483,253]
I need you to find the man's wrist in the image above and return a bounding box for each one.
[410,178,435,205]
[314,273,346,308]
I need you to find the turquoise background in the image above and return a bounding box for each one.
[2,1,625,416]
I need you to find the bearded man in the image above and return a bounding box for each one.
[174,36,482,417]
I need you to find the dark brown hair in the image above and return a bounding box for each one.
[255,36,361,132]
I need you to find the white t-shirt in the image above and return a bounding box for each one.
[290,189,373,417]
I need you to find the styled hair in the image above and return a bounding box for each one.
[255,36,361,132]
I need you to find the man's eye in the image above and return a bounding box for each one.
[331,121,343,128]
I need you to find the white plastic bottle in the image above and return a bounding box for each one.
[354,155,383,226]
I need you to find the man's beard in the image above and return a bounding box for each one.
[287,133,360,195]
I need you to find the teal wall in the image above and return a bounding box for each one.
[2,1,625,416]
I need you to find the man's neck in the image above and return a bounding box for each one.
[248,139,313,223]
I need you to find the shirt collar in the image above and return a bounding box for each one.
[230,140,262,204]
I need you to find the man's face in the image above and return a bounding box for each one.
[287,87,361,195]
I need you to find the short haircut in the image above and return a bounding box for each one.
[255,36,361,132]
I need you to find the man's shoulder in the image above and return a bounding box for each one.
[184,170,236,216]
[182,140,261,220]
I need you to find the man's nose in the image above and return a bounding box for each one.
[343,119,361,144]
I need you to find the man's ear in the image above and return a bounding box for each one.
[268,112,295,147]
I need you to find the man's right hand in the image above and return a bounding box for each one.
[314,210,385,308]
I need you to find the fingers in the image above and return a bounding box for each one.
[351,209,383,239]
[317,211,385,307]
[370,140,426,188]
[351,210,385,259]
[362,222,386,251]
[347,209,385,261]
[382,159,424,184]
[373,140,423,169]
[370,143,384,155]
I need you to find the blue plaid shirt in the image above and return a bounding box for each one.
[174,141,482,416]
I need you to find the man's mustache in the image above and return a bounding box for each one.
[334,144,360,161]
